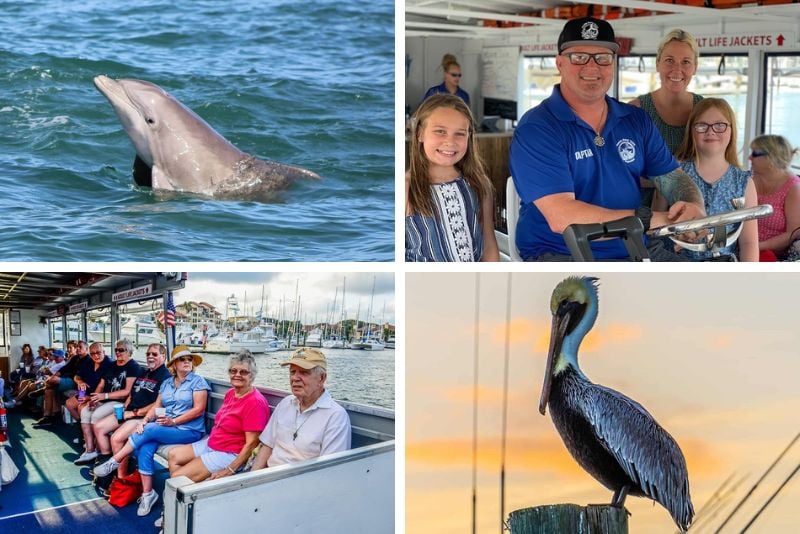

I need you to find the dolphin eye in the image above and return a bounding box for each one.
[145,117,155,124]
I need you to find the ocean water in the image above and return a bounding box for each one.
[0,0,394,261]
[130,347,395,410]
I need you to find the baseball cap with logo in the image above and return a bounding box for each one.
[557,17,619,53]
[281,347,327,370]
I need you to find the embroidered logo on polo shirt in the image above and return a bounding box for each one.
[581,22,599,41]
[574,148,594,160]
[617,139,636,163]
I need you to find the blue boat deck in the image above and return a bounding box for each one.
[0,408,165,532]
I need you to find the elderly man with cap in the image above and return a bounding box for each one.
[510,17,706,261]
[251,347,351,470]
[93,345,210,516]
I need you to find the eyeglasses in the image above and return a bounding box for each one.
[693,122,729,133]
[228,368,251,376]
[447,72,462,78]
[177,356,194,362]
[562,52,615,66]
[750,150,768,158]
[114,348,127,352]
[146,351,160,356]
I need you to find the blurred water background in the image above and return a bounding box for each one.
[0,0,394,261]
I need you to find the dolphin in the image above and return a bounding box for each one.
[93,75,321,199]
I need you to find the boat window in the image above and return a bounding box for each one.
[764,53,800,172]
[0,310,6,349]
[520,56,558,113]
[618,55,657,103]
[118,297,167,361]
[66,314,84,346]
[87,306,112,352]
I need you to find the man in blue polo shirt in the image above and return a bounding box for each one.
[510,17,705,261]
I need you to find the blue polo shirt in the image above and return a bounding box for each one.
[159,371,210,433]
[510,84,678,260]
[422,83,470,107]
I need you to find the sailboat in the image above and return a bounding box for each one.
[351,276,384,351]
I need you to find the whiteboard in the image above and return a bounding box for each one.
[481,46,519,101]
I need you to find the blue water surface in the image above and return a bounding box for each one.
[0,0,394,261]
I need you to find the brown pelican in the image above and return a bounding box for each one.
[539,276,694,531]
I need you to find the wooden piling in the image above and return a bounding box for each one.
[508,504,628,534]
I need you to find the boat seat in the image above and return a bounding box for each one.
[506,177,523,261]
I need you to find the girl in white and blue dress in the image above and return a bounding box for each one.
[656,97,758,261]
[405,94,499,262]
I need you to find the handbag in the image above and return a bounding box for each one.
[108,469,143,507]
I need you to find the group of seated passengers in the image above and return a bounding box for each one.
[5,342,73,408]
[27,341,350,526]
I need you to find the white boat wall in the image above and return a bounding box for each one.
[162,378,394,533]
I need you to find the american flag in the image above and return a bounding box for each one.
[164,292,176,327]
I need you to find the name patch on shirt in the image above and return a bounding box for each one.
[574,148,594,160]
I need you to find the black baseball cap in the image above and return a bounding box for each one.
[557,17,619,53]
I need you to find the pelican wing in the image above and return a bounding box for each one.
[583,383,694,530]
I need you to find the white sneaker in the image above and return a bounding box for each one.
[93,457,120,477]
[74,450,98,465]
[154,515,163,528]
[137,490,159,516]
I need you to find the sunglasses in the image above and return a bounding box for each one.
[146,351,160,356]
[89,351,103,355]
[693,122,729,133]
[750,150,768,158]
[114,347,127,352]
[447,72,462,78]
[228,368,251,376]
[177,356,194,362]
[562,52,615,66]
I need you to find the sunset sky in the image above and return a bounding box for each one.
[407,272,800,533]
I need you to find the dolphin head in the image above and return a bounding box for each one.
[93,75,244,193]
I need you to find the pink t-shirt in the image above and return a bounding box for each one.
[208,388,270,453]
[758,174,800,242]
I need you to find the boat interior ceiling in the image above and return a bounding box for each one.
[0,272,176,311]
[406,1,800,40]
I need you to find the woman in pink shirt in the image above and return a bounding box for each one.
[750,134,800,260]
[167,349,270,481]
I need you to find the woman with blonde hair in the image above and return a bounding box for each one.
[421,53,470,106]
[406,94,498,262]
[630,29,702,154]
[749,134,800,259]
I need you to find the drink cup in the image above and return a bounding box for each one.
[25,366,31,373]
[114,404,124,422]
[19,362,24,368]
[155,407,167,418]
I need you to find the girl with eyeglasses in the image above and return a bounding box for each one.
[421,53,470,107]
[748,134,800,260]
[658,98,758,261]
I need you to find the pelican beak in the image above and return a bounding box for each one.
[539,309,570,415]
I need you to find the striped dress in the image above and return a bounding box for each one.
[405,176,484,262]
